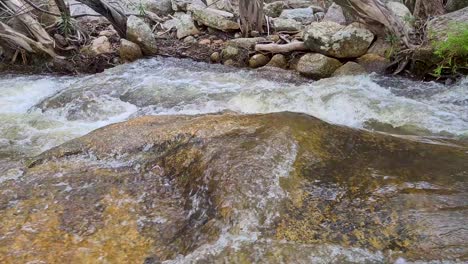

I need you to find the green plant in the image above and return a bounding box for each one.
[384,33,400,59]
[432,23,468,77]
[58,14,73,37]
[137,1,147,17]
[403,13,416,27]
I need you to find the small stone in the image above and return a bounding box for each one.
[249,54,270,68]
[267,54,288,69]
[213,39,224,45]
[210,51,220,62]
[250,30,260,37]
[221,46,239,60]
[184,36,196,43]
[199,38,211,45]
[119,39,143,62]
[234,32,242,38]
[86,36,112,55]
[357,54,390,74]
[296,53,342,79]
[227,37,266,50]
[224,59,235,66]
[332,61,366,76]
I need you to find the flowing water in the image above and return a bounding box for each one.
[0,57,467,263]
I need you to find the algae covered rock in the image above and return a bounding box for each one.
[1,113,467,262]
[126,15,158,55]
[249,54,270,68]
[119,39,143,62]
[296,53,342,78]
[304,21,374,58]
[332,61,366,76]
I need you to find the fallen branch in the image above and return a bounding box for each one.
[255,41,307,53]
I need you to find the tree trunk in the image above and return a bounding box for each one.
[1,0,55,48]
[334,0,412,47]
[412,0,445,19]
[76,0,127,37]
[239,0,264,36]
[0,21,57,58]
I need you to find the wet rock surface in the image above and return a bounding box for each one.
[1,112,467,262]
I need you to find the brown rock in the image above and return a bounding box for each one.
[199,38,212,45]
[332,61,366,77]
[357,54,390,74]
[119,39,143,62]
[249,54,270,68]
[267,54,288,69]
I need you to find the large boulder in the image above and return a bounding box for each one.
[2,113,467,262]
[427,7,468,42]
[191,7,240,32]
[119,39,143,62]
[296,53,342,78]
[304,21,374,58]
[126,16,158,55]
[445,0,468,12]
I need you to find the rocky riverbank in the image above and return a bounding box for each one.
[0,0,466,79]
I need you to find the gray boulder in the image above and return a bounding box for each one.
[296,53,342,79]
[446,0,468,12]
[279,8,314,23]
[272,18,304,31]
[191,7,240,31]
[427,7,468,42]
[126,15,158,55]
[172,0,205,11]
[264,1,286,18]
[304,21,374,58]
[322,3,346,25]
[386,1,414,33]
[163,13,200,39]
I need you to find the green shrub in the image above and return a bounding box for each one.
[432,23,468,77]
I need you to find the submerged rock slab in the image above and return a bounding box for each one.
[1,113,467,262]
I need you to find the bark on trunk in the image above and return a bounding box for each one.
[239,0,264,36]
[76,0,127,37]
[334,0,412,47]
